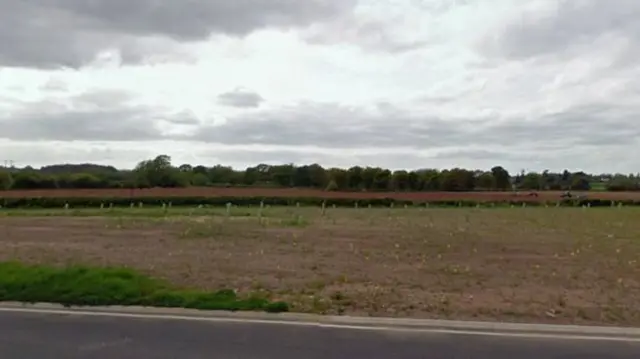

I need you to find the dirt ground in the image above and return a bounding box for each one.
[1,206,640,326]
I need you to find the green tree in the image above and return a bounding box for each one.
[520,172,542,190]
[418,169,440,190]
[325,179,339,191]
[193,165,208,175]
[347,166,364,189]
[327,168,348,190]
[5,152,635,193]
[606,175,638,191]
[190,173,210,186]
[361,167,380,190]
[65,173,106,188]
[476,172,495,190]
[373,169,392,190]
[407,171,421,190]
[271,164,296,187]
[293,165,321,187]
[133,155,188,188]
[571,176,591,191]
[308,164,327,188]
[208,165,241,185]
[12,171,58,189]
[391,170,410,191]
[491,166,511,190]
[0,170,13,190]
[439,168,475,191]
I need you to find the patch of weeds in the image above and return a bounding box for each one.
[310,295,332,314]
[177,219,239,239]
[440,265,467,276]
[306,279,327,292]
[106,216,163,230]
[576,308,592,320]
[279,215,310,227]
[330,291,346,301]
[250,281,267,291]
[0,261,289,313]
[330,291,351,315]
[180,223,225,238]
[603,306,625,322]
[556,294,568,308]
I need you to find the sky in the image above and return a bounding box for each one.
[0,0,639,174]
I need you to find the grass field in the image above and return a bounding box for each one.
[1,205,640,326]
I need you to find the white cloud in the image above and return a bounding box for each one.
[0,0,638,174]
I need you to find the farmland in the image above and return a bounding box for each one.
[1,187,640,202]
[2,203,640,326]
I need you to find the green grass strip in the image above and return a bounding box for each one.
[0,262,288,313]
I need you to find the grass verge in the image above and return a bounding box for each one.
[0,261,289,313]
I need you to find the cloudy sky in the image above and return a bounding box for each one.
[1,0,638,174]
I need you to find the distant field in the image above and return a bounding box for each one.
[1,205,640,326]
[1,187,640,202]
[589,182,608,191]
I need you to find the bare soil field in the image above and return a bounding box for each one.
[1,187,640,202]
[1,206,640,326]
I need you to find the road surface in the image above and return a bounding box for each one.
[1,310,639,358]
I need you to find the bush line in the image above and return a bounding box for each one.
[0,262,288,313]
[0,196,639,209]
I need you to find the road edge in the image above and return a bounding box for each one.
[1,302,640,341]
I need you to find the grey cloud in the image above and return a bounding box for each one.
[165,111,201,125]
[4,94,638,165]
[477,103,640,147]
[481,0,640,60]
[0,90,165,141]
[301,0,482,53]
[72,90,134,108]
[217,88,265,108]
[2,96,639,173]
[1,0,357,68]
[66,0,356,39]
[185,101,640,151]
[187,102,474,148]
[431,149,529,162]
[197,148,335,168]
[416,95,458,105]
[40,78,69,92]
[302,16,429,53]
[0,96,22,109]
[2,110,160,142]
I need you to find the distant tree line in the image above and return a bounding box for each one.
[0,154,638,192]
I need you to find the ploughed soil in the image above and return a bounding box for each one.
[1,206,639,326]
[1,187,639,202]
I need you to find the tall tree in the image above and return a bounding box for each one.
[491,166,511,190]
[0,170,13,190]
[133,155,187,188]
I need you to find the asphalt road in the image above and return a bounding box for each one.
[1,310,639,359]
